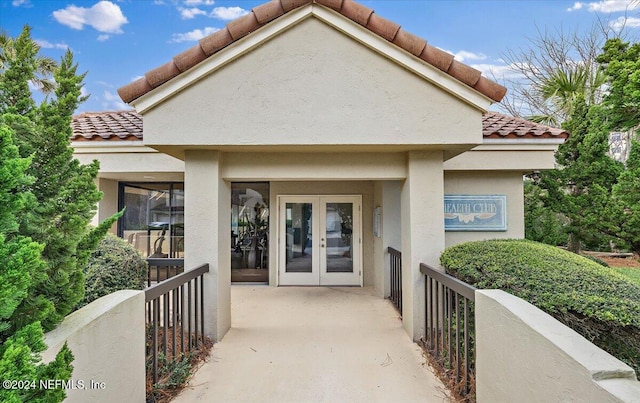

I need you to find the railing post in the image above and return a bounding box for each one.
[387,247,403,316]
[144,263,209,387]
[420,263,476,399]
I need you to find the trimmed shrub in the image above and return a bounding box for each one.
[78,234,148,308]
[440,239,640,376]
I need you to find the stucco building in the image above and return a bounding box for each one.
[71,0,567,341]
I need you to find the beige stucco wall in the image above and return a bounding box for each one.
[73,148,184,178]
[42,290,145,403]
[94,178,118,234]
[402,151,445,340]
[144,17,482,150]
[223,152,406,181]
[269,181,374,287]
[444,171,524,247]
[444,148,558,171]
[373,181,402,298]
[476,290,640,403]
[184,150,231,340]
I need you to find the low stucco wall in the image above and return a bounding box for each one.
[476,290,640,403]
[42,290,145,403]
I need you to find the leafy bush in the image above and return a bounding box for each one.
[78,234,147,308]
[440,239,640,376]
[581,254,609,267]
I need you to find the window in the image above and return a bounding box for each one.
[118,182,184,258]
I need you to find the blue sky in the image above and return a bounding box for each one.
[1,0,639,113]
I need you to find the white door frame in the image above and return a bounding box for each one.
[278,195,362,286]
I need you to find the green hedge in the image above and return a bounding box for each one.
[78,234,148,308]
[440,239,640,376]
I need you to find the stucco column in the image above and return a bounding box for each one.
[93,178,118,234]
[184,150,231,341]
[381,181,402,297]
[401,151,445,341]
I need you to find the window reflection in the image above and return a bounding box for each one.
[231,183,269,282]
[119,183,184,259]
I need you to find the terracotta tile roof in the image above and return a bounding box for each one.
[483,111,569,139]
[117,0,507,104]
[71,110,142,141]
[71,111,567,141]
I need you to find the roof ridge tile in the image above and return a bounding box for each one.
[392,29,426,57]
[174,44,207,72]
[226,11,261,41]
[316,0,343,11]
[341,0,373,26]
[253,1,285,24]
[366,13,401,42]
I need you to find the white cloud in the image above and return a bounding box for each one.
[35,39,69,49]
[610,16,640,29]
[12,0,31,6]
[184,0,215,5]
[471,63,528,80]
[97,34,110,41]
[567,2,584,11]
[53,1,128,34]
[179,7,207,19]
[80,86,90,98]
[210,6,248,20]
[453,50,487,63]
[169,27,219,42]
[103,90,130,110]
[567,0,638,12]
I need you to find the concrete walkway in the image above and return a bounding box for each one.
[176,286,448,403]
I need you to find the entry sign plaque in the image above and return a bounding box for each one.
[444,195,507,231]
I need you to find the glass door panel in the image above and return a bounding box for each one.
[285,202,313,273]
[324,203,353,273]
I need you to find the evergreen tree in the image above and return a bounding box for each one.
[540,97,623,252]
[597,39,640,131]
[605,140,640,254]
[0,124,73,403]
[595,39,640,254]
[0,26,119,332]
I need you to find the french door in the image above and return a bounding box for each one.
[278,195,362,286]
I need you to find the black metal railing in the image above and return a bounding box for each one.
[421,263,476,398]
[146,258,184,287]
[388,247,402,315]
[145,263,209,385]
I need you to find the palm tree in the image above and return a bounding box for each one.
[528,64,606,126]
[0,27,57,95]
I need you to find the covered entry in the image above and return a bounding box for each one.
[116,0,508,341]
[278,195,362,286]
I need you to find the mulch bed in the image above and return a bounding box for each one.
[146,326,213,403]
